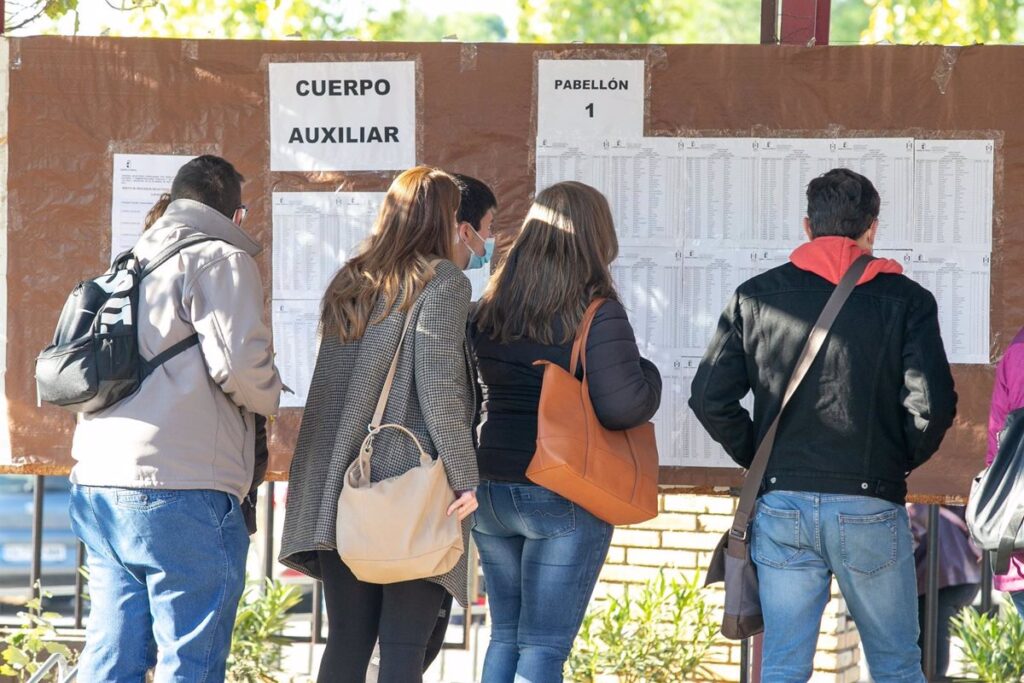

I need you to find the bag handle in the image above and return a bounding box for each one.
[351,423,433,487]
[368,259,443,430]
[729,254,873,543]
[369,308,417,431]
[358,259,444,482]
[569,298,607,376]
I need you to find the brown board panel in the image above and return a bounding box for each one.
[5,38,1014,500]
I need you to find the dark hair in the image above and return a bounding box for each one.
[476,181,619,345]
[805,168,880,239]
[170,155,245,219]
[453,174,497,230]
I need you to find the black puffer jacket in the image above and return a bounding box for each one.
[469,299,662,483]
[689,258,957,505]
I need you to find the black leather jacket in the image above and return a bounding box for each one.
[689,263,957,504]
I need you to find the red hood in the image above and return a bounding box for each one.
[790,236,903,285]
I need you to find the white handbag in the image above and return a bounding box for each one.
[335,297,463,584]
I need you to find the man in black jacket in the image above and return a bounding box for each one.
[689,168,956,682]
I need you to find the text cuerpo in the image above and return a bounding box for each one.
[290,78,399,144]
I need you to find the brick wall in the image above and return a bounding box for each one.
[592,493,863,682]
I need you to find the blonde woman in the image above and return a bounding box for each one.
[469,181,662,682]
[280,167,479,683]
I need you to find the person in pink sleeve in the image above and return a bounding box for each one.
[986,330,1024,612]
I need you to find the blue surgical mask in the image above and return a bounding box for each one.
[466,234,495,271]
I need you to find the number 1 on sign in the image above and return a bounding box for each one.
[585,103,594,118]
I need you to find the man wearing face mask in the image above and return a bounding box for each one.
[450,174,497,299]
[422,173,496,673]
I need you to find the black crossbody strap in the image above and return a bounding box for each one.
[140,334,200,380]
[729,254,873,541]
[137,234,220,377]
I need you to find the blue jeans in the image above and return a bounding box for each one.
[753,491,924,683]
[1011,590,1024,616]
[472,482,613,683]
[69,485,249,683]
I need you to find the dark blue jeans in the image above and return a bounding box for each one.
[472,481,613,683]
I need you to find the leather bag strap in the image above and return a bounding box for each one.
[368,259,442,431]
[729,254,872,541]
[369,308,417,430]
[569,298,607,376]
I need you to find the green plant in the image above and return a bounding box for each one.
[566,570,718,682]
[0,585,77,682]
[227,577,303,683]
[951,598,1024,682]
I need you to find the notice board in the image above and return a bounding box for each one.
[1,37,1014,501]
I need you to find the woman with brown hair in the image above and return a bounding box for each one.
[280,166,479,683]
[469,181,662,682]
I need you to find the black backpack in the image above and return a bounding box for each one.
[35,235,215,414]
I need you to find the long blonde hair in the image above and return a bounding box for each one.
[323,166,460,341]
[476,181,619,344]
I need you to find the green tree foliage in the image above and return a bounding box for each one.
[114,0,349,40]
[831,0,874,44]
[20,0,1024,46]
[516,0,759,43]
[16,0,507,41]
[352,0,507,41]
[863,0,1024,44]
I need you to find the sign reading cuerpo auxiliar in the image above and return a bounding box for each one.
[537,60,644,139]
[269,61,416,172]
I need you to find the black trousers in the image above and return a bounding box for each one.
[317,550,446,683]
[423,592,454,671]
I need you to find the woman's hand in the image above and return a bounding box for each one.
[447,490,478,521]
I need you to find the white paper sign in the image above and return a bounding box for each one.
[111,153,195,260]
[537,60,644,139]
[269,61,416,172]
[272,300,321,408]
[272,191,384,300]
[913,139,994,250]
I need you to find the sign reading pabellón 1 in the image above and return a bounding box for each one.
[269,61,416,172]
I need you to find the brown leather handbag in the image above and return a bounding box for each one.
[526,298,659,525]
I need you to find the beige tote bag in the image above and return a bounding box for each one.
[336,293,463,584]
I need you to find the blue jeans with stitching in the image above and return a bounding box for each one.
[753,490,925,683]
[69,485,248,683]
[472,481,613,683]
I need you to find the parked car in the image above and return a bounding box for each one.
[0,475,79,601]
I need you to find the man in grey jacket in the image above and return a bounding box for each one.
[69,155,283,682]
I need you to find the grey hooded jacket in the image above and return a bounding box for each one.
[71,199,283,500]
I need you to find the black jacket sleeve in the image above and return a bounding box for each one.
[687,293,756,468]
[901,289,958,469]
[584,299,662,430]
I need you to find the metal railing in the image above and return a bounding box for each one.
[17,475,475,654]
[11,474,998,681]
[26,653,77,683]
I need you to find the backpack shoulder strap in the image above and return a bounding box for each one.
[135,234,222,378]
[139,334,201,380]
[139,234,220,280]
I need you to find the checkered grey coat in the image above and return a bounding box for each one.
[279,261,479,605]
